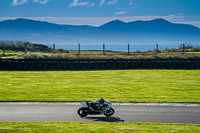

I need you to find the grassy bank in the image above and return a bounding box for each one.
[0,70,199,102]
[0,50,22,59]
[1,51,200,60]
[0,122,199,133]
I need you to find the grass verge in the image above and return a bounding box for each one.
[0,70,199,103]
[0,122,200,133]
[1,50,200,60]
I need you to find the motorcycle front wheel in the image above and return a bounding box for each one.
[78,107,88,117]
[104,108,114,117]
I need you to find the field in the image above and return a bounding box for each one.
[0,122,199,133]
[0,70,199,102]
[1,49,200,60]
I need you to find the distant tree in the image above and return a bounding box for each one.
[0,41,68,53]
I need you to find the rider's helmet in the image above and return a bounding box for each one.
[99,98,105,104]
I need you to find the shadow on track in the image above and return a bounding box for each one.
[83,116,124,122]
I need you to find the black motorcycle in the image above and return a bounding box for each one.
[78,100,115,117]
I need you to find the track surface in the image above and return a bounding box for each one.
[0,104,200,124]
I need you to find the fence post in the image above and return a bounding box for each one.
[182,43,185,53]
[128,44,130,55]
[103,44,105,55]
[156,43,159,52]
[53,43,56,53]
[78,43,81,55]
[2,43,5,56]
[24,42,28,54]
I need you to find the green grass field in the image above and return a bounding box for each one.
[0,70,199,102]
[0,122,199,133]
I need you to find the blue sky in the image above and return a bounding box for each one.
[0,0,200,27]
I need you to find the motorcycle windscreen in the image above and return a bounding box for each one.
[81,102,88,107]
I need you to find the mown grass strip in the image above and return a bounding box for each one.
[0,70,200,103]
[0,122,199,133]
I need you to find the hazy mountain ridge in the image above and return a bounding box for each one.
[0,18,200,45]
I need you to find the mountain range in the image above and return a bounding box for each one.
[0,18,200,45]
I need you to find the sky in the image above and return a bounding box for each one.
[0,0,200,27]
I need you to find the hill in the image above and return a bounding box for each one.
[0,18,200,45]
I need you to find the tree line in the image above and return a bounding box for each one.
[0,41,68,53]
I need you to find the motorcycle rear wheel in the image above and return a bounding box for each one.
[104,108,114,117]
[78,107,88,117]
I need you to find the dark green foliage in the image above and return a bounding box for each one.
[0,41,49,52]
[0,41,69,53]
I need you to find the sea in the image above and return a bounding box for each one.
[47,44,184,52]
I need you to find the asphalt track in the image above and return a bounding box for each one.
[0,103,200,124]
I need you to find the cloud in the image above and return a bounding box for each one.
[99,0,105,6]
[69,0,89,7]
[129,0,133,5]
[33,0,50,4]
[90,3,95,7]
[69,0,78,7]
[12,0,27,6]
[115,11,126,15]
[107,0,117,5]
[12,0,50,6]
[79,2,89,6]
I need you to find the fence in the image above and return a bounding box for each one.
[49,43,200,54]
[1,42,200,55]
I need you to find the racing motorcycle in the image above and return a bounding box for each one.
[78,99,114,117]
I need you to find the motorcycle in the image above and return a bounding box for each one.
[78,99,115,117]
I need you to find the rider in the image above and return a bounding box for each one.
[89,98,106,112]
